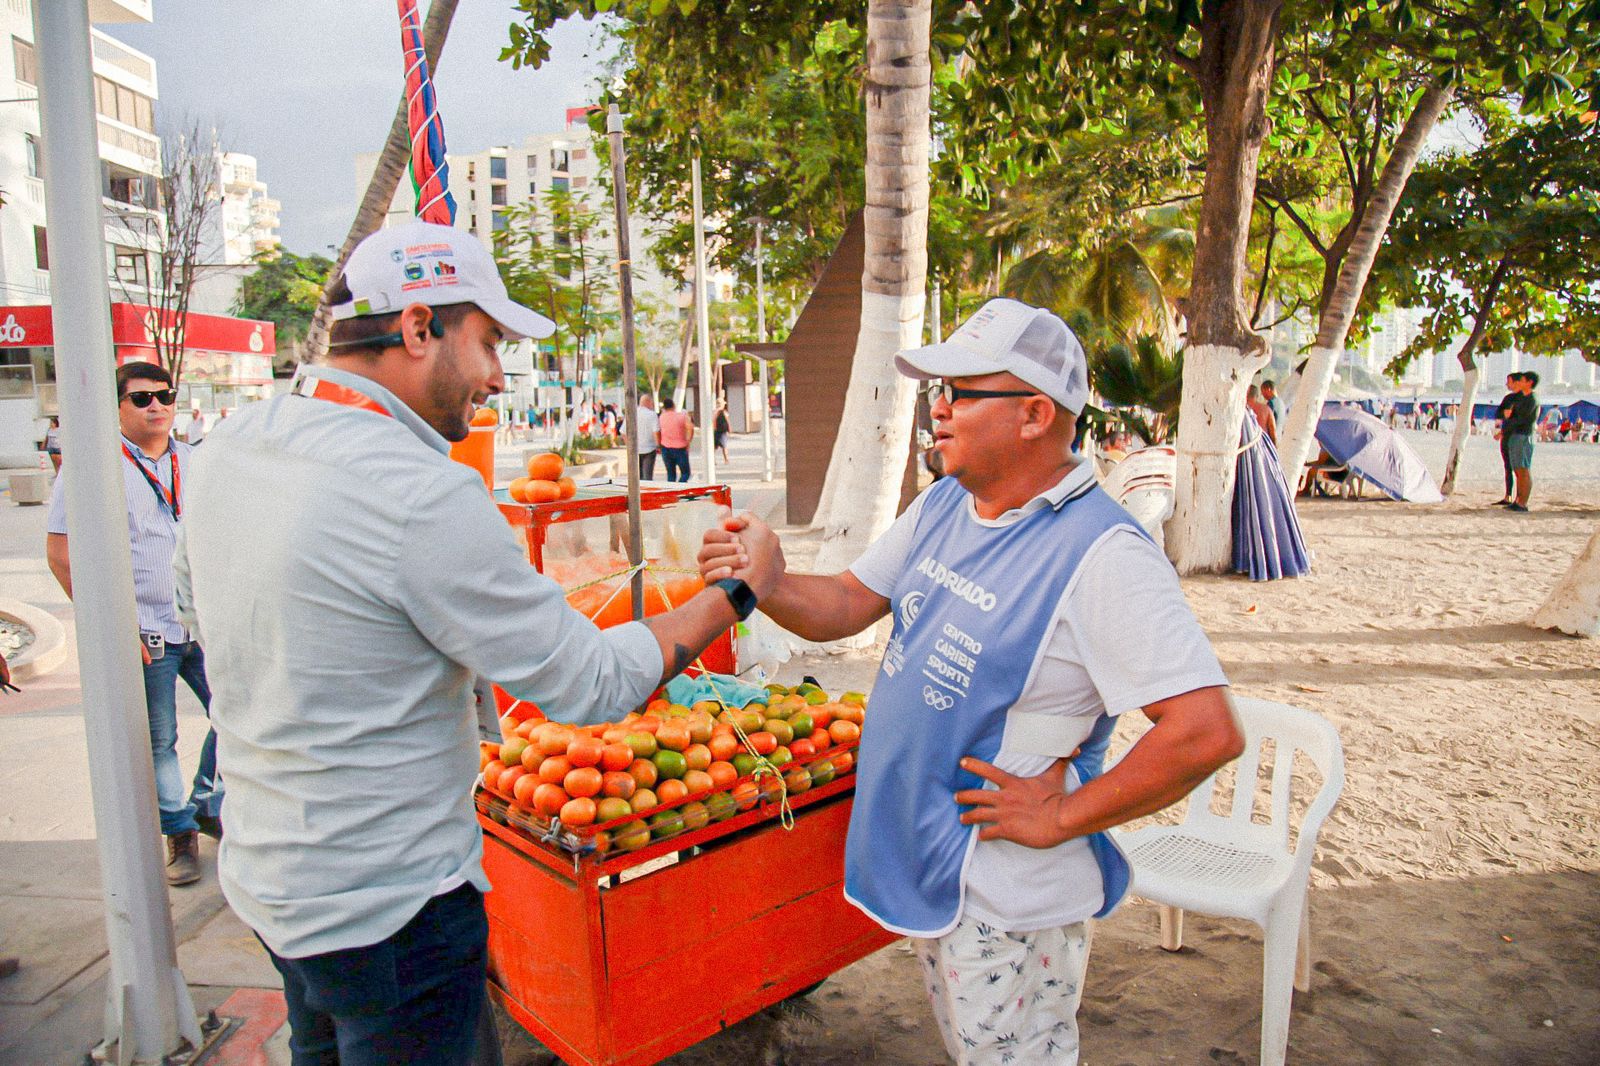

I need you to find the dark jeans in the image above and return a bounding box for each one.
[141,639,221,835]
[637,448,657,481]
[661,445,690,482]
[1499,433,1514,498]
[264,883,490,1066]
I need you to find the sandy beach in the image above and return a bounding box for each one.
[494,428,1600,1065]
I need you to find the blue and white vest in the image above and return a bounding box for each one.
[844,474,1146,937]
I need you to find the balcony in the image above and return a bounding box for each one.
[88,0,155,26]
[90,30,157,93]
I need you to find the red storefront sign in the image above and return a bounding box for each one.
[0,302,276,385]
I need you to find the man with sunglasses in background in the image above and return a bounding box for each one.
[45,361,223,887]
[699,299,1243,1065]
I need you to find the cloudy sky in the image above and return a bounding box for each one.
[104,2,611,255]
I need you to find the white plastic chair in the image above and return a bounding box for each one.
[1113,697,1345,1066]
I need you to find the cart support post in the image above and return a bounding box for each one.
[756,220,774,483]
[607,105,645,619]
[691,151,716,482]
[34,2,203,1061]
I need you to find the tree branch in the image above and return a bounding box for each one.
[1252,207,1278,329]
[1261,191,1327,258]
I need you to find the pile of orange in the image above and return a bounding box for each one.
[470,407,499,427]
[479,684,867,856]
[508,451,577,504]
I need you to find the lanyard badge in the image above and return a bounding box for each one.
[123,442,180,520]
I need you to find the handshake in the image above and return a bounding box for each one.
[697,510,786,603]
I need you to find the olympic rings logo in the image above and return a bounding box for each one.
[923,685,955,711]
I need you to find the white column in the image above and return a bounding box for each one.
[34,2,202,1062]
[691,152,715,482]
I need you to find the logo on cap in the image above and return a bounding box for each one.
[403,262,425,282]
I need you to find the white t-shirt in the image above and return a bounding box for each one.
[634,404,660,453]
[848,463,1228,932]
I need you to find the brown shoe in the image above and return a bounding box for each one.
[166,830,200,887]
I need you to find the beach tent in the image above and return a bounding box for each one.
[1563,398,1600,421]
[1314,406,1444,503]
[1232,411,1309,581]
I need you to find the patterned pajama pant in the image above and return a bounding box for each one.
[913,916,1091,1066]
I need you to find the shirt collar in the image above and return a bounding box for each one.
[122,434,172,463]
[293,364,450,455]
[966,460,1096,526]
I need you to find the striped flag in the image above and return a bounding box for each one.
[398,0,456,225]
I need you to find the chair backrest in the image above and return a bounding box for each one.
[1182,697,1345,871]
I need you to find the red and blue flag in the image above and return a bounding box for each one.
[398,0,456,225]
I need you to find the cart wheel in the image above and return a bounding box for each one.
[787,978,826,1000]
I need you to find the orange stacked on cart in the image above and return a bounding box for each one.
[478,684,867,857]
[545,552,706,629]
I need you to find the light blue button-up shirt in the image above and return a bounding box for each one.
[175,365,661,958]
[48,434,193,644]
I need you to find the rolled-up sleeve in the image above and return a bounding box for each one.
[395,475,661,726]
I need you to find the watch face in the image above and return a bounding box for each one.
[719,578,756,619]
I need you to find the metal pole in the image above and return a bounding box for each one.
[755,220,773,482]
[34,3,202,1062]
[930,279,942,343]
[690,152,716,482]
[608,106,645,620]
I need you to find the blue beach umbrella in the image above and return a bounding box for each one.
[1232,410,1311,581]
[1314,406,1443,503]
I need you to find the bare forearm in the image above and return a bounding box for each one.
[45,534,72,598]
[641,587,739,681]
[760,571,887,643]
[1056,688,1242,840]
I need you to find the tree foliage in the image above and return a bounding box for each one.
[232,249,332,373]
[494,189,616,377]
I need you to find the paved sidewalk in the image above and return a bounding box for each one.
[0,424,786,1064]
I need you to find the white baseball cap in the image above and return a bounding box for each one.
[895,298,1089,414]
[331,220,555,341]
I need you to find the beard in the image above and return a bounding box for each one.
[426,345,475,442]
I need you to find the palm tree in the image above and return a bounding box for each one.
[1088,332,1185,444]
[811,0,931,578]
[302,0,461,362]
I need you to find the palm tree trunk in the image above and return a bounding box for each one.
[1277,79,1454,484]
[1164,0,1282,575]
[811,0,930,591]
[1532,525,1600,637]
[303,0,461,362]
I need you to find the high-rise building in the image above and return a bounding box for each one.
[188,150,283,316]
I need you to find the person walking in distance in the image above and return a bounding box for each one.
[714,400,731,465]
[1503,371,1539,512]
[1494,372,1520,506]
[634,392,660,481]
[174,221,779,1064]
[699,299,1242,1065]
[45,362,223,887]
[658,396,694,483]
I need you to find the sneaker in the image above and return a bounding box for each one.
[166,830,201,887]
[194,812,224,841]
[1507,503,1529,512]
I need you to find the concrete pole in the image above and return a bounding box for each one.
[607,105,645,619]
[690,152,715,482]
[34,3,202,1062]
[755,220,773,482]
[930,280,942,343]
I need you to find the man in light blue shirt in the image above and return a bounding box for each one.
[176,221,777,1065]
[47,360,222,887]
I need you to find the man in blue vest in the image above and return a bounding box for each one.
[700,299,1243,1064]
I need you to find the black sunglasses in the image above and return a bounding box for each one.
[924,382,1042,405]
[124,389,178,408]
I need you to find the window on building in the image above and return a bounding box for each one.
[12,37,37,86]
[491,185,507,206]
[572,148,587,161]
[467,161,476,180]
[551,175,569,193]
[24,133,39,178]
[529,183,538,197]
[572,176,589,189]
[91,75,155,133]
[490,156,507,180]
[550,148,569,172]
[492,211,508,232]
[113,245,148,288]
[526,154,538,172]
[33,225,48,270]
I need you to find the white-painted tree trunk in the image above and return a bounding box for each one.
[1531,525,1600,637]
[1164,343,1268,574]
[1439,366,1479,496]
[808,0,930,648]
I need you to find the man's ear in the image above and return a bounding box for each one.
[397,304,438,357]
[1018,395,1057,440]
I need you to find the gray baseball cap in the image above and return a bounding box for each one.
[895,298,1089,413]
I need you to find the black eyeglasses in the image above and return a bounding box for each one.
[923,382,1042,405]
[124,389,178,408]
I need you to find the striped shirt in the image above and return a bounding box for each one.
[47,435,193,644]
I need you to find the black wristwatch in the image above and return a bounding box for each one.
[713,577,758,621]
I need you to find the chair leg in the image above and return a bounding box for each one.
[1259,908,1301,1066]
[1158,905,1184,951]
[1295,905,1312,993]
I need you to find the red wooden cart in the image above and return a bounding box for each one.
[479,481,896,1065]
